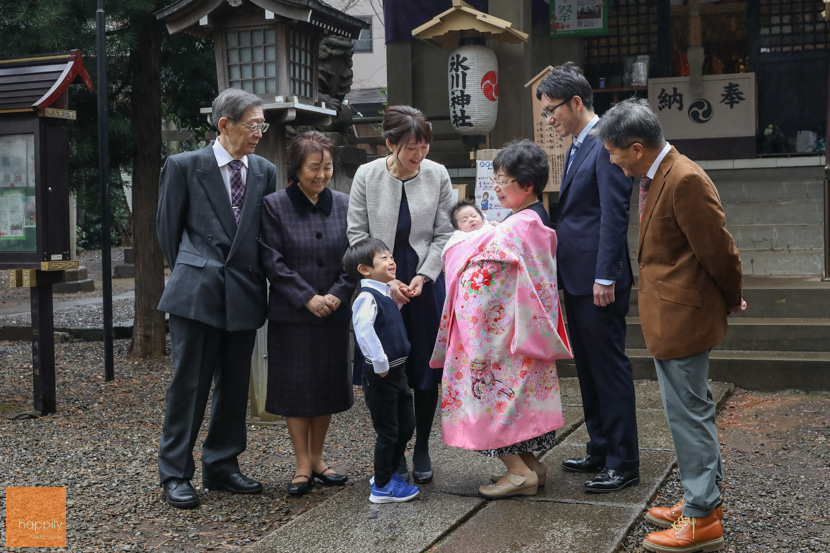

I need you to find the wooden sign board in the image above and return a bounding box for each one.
[525,66,572,192]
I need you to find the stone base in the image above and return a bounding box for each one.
[53,266,95,294]
[113,264,135,278]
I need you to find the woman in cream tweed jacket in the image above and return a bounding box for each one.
[347,105,455,485]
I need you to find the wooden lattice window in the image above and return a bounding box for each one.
[225,28,278,95]
[584,0,660,66]
[289,29,314,99]
[759,0,830,53]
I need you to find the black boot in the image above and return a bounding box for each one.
[412,388,438,483]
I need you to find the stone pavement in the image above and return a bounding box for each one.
[247,377,733,553]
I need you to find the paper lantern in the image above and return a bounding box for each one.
[447,38,498,135]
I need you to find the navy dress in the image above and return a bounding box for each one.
[353,185,445,390]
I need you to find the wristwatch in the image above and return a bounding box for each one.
[417,273,432,284]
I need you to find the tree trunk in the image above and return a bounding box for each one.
[129,13,166,358]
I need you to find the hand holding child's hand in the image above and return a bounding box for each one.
[389,280,411,303]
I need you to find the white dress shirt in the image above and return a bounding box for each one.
[352,279,402,375]
[212,139,248,204]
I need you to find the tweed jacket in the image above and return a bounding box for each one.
[259,185,355,325]
[156,145,277,331]
[637,147,743,360]
[346,157,455,281]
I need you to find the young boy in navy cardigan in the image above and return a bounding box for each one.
[344,238,419,503]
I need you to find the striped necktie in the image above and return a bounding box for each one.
[638,176,652,223]
[229,159,245,224]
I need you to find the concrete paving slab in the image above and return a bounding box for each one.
[432,500,641,553]
[423,406,584,498]
[563,409,675,450]
[559,377,583,405]
[246,486,483,553]
[537,445,675,506]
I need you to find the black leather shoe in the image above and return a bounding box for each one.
[203,472,263,495]
[561,454,607,473]
[312,467,348,485]
[584,468,640,493]
[287,474,312,496]
[413,450,433,483]
[162,478,199,509]
[413,469,433,484]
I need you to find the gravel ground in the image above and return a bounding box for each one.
[621,388,830,553]
[0,338,381,552]
[1,250,829,552]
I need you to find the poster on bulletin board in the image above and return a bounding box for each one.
[550,0,608,37]
[474,149,511,223]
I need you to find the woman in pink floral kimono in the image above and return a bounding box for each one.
[431,140,572,500]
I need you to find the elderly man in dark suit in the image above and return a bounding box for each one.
[595,97,745,552]
[156,88,277,508]
[538,62,640,493]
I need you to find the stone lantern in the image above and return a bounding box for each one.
[156,0,367,188]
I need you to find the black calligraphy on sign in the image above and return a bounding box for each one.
[720,82,745,109]
[449,53,473,128]
[657,87,684,112]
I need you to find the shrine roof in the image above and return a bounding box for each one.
[156,0,367,39]
[0,50,93,114]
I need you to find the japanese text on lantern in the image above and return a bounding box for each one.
[449,53,473,128]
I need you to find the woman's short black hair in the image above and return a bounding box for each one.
[448,199,485,230]
[343,238,390,282]
[492,139,549,197]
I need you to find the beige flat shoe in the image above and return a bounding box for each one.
[479,471,539,499]
[490,462,547,487]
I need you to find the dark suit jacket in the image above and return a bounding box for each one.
[556,133,634,296]
[156,144,277,331]
[637,147,742,360]
[259,184,355,325]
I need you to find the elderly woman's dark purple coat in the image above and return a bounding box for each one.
[259,183,355,416]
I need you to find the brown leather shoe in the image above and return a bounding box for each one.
[646,500,723,528]
[643,509,724,553]
[490,462,547,487]
[479,471,539,499]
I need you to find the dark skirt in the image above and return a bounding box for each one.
[266,320,354,417]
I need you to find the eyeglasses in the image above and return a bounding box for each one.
[234,121,270,134]
[539,97,573,120]
[490,174,518,188]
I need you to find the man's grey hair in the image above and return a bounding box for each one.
[212,88,263,128]
[593,97,665,149]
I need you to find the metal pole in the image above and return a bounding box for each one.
[824,57,830,281]
[97,0,115,378]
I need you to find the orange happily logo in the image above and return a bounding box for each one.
[5,487,67,548]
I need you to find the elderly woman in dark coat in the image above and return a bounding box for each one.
[259,131,355,496]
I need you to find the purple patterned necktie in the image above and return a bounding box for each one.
[638,176,652,223]
[229,159,245,224]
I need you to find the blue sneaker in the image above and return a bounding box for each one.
[369,472,406,486]
[369,477,419,504]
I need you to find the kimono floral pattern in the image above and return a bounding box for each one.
[431,210,573,451]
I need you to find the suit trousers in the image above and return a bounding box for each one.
[158,315,257,484]
[563,289,639,471]
[361,365,415,488]
[653,350,723,517]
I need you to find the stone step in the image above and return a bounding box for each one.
[556,349,830,391]
[621,317,830,352]
[620,278,830,318]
